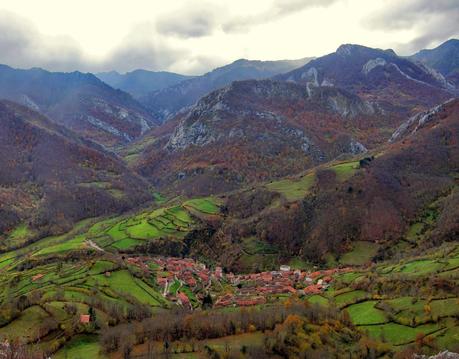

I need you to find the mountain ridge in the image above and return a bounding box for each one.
[0,64,158,147]
[139,57,314,122]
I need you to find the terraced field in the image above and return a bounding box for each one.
[0,258,169,353]
[0,197,222,271]
[0,196,224,355]
[85,198,222,251]
[310,243,459,350]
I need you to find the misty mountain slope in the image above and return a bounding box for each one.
[133,79,397,195]
[96,69,192,98]
[410,38,459,87]
[276,44,454,117]
[0,65,158,147]
[139,57,313,122]
[0,100,151,246]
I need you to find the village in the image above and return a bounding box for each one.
[124,256,353,310]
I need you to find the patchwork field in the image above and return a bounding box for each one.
[0,257,171,354]
[311,243,459,351]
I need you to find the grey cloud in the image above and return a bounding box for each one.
[0,11,87,71]
[365,0,459,54]
[156,5,221,38]
[223,0,339,33]
[0,12,218,75]
[102,23,188,72]
[172,55,225,75]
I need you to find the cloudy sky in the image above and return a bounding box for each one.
[0,0,457,75]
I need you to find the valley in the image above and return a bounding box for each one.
[0,35,458,358]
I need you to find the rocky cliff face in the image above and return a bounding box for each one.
[134,79,382,195]
[390,98,456,142]
[165,80,372,154]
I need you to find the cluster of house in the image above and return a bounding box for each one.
[214,265,352,308]
[153,257,222,290]
[152,257,224,308]
[123,255,352,310]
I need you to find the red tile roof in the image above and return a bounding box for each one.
[80,314,90,324]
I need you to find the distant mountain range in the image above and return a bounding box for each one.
[0,37,458,356]
[96,69,193,98]
[0,65,157,147]
[128,42,456,196]
[138,57,314,122]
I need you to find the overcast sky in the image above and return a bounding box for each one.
[0,0,457,75]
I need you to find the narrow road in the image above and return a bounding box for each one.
[87,240,104,252]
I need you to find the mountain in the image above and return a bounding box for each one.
[410,38,459,87]
[132,79,394,195]
[276,44,454,117]
[0,65,157,147]
[96,69,192,98]
[189,98,459,271]
[139,57,313,122]
[0,100,151,248]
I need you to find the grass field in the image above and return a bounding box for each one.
[89,270,164,306]
[362,323,441,346]
[266,173,315,201]
[303,244,459,350]
[397,259,445,275]
[89,204,197,250]
[0,306,50,342]
[307,295,329,306]
[265,161,359,201]
[54,335,105,359]
[35,234,87,256]
[346,301,389,325]
[333,290,369,307]
[183,197,221,215]
[339,241,380,266]
[330,161,359,182]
